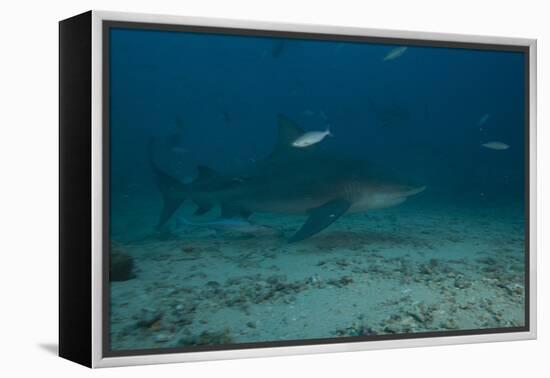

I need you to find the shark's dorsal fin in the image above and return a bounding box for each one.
[269,114,305,158]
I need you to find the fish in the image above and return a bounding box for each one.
[272,39,286,58]
[383,46,408,61]
[334,43,345,52]
[482,141,510,150]
[149,114,426,242]
[221,110,232,123]
[478,113,490,125]
[292,128,332,148]
[176,217,280,235]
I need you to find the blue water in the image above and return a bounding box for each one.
[108,27,526,352]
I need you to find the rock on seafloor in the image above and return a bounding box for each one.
[110,242,136,281]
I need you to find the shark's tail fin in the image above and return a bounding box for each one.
[148,138,188,228]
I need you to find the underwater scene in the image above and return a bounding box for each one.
[107,26,527,352]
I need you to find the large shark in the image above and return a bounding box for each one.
[150,114,425,242]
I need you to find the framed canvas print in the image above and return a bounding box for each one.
[59,10,537,368]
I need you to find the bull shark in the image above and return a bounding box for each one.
[150,114,426,242]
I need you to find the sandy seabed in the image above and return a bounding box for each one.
[108,199,526,351]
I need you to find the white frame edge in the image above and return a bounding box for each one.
[90,10,537,368]
[91,10,104,369]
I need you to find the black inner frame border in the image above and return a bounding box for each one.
[102,19,531,358]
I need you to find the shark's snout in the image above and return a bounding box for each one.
[404,185,427,197]
[349,183,427,213]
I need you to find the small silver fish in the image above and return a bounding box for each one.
[383,46,408,61]
[334,43,345,52]
[292,128,333,148]
[482,141,509,150]
[478,113,490,125]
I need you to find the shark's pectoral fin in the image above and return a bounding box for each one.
[288,198,351,243]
